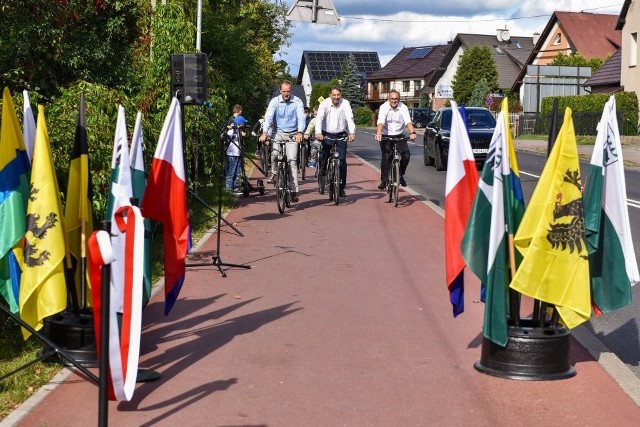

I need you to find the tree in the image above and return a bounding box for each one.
[309,79,339,109]
[468,78,490,108]
[339,54,365,108]
[451,46,498,106]
[550,52,605,74]
[419,93,430,108]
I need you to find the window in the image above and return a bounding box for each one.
[382,81,390,92]
[553,33,562,45]
[414,80,422,89]
[402,81,410,92]
[631,32,638,67]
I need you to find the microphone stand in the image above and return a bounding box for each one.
[185,104,250,277]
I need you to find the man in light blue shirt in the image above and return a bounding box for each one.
[259,80,306,202]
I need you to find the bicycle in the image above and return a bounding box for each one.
[318,136,346,205]
[259,138,272,178]
[381,135,406,207]
[273,138,293,213]
[297,138,309,181]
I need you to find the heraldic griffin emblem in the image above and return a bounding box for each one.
[546,168,587,257]
[24,187,59,267]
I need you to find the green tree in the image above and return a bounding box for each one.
[451,46,498,105]
[549,52,605,74]
[339,54,365,108]
[418,93,429,108]
[0,0,144,99]
[468,78,490,107]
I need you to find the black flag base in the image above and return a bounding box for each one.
[41,310,97,367]
[474,318,575,381]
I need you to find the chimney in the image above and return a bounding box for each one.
[533,32,540,45]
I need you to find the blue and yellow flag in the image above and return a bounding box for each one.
[0,88,30,313]
[19,105,67,338]
[510,108,590,328]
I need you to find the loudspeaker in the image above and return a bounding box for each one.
[170,53,208,104]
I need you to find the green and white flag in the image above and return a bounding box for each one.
[130,111,152,308]
[583,95,639,314]
[461,99,525,346]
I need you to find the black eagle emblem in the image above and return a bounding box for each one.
[546,169,587,257]
[24,208,59,267]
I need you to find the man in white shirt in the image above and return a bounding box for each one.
[375,89,417,190]
[315,86,356,197]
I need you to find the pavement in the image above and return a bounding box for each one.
[4,141,640,426]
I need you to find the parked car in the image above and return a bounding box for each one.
[408,108,435,128]
[423,107,496,171]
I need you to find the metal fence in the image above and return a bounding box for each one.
[511,111,638,137]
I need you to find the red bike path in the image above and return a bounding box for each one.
[6,152,640,426]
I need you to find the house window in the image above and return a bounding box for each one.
[382,81,390,92]
[402,81,410,92]
[631,32,638,67]
[553,33,562,45]
[414,80,422,89]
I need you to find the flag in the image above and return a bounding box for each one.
[141,97,190,315]
[23,89,36,164]
[444,101,479,316]
[19,105,67,338]
[64,93,93,306]
[107,105,134,313]
[510,108,591,328]
[88,205,144,401]
[583,96,639,314]
[130,111,152,308]
[0,88,30,313]
[461,98,525,346]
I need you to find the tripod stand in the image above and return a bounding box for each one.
[185,108,251,277]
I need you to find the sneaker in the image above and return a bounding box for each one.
[400,176,407,187]
[267,174,276,184]
[291,192,299,203]
[377,182,387,190]
[308,160,317,168]
[339,190,346,197]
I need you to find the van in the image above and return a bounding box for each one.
[408,108,435,128]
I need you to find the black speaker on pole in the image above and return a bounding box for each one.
[170,53,208,104]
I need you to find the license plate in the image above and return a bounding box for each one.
[473,148,488,154]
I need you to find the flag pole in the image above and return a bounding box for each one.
[80,219,87,309]
[507,233,520,327]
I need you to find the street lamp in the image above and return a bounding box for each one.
[287,0,340,25]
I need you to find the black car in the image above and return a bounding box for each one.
[423,107,496,171]
[408,108,435,128]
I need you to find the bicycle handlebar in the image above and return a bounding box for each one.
[380,135,408,142]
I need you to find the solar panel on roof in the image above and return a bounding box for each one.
[407,47,432,59]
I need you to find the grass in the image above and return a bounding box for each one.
[0,179,238,421]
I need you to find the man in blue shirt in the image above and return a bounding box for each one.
[259,80,306,203]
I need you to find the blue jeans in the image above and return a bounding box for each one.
[225,155,241,191]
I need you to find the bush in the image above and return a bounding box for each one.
[354,106,374,126]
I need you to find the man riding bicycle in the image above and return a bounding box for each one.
[375,89,416,190]
[259,80,306,203]
[315,85,356,198]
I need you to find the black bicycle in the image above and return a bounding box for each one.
[318,136,346,205]
[382,135,406,207]
[273,139,292,213]
[259,138,272,178]
[297,138,309,181]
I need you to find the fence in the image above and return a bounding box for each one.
[511,111,638,137]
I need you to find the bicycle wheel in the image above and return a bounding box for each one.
[284,167,292,208]
[276,164,286,213]
[261,144,270,177]
[327,160,335,201]
[333,159,340,206]
[300,144,308,181]
[390,159,400,207]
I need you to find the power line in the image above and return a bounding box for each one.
[339,3,623,24]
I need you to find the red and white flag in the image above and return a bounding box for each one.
[444,102,479,316]
[140,97,190,315]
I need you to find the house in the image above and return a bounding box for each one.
[425,32,534,110]
[296,50,381,106]
[511,12,621,112]
[583,48,622,93]
[364,45,450,110]
[617,0,640,99]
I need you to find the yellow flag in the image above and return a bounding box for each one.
[19,105,67,339]
[510,108,590,328]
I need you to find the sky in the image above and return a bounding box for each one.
[275,0,624,75]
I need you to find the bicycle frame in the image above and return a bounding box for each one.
[381,135,406,207]
[318,136,347,204]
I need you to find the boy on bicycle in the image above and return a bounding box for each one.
[375,89,417,189]
[315,85,356,198]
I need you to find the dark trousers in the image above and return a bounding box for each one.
[319,137,348,191]
[379,138,410,182]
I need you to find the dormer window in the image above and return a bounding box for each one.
[553,33,562,45]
